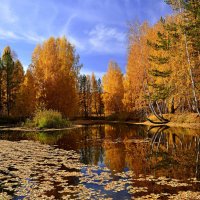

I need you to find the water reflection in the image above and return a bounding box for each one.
[0,124,200,199]
[146,126,200,181]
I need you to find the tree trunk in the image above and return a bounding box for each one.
[184,34,200,116]
[149,103,169,123]
[170,97,175,114]
[178,0,200,116]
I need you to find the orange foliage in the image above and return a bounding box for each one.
[31,37,79,117]
[102,61,124,115]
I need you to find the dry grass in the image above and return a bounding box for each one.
[137,113,200,129]
[148,113,200,123]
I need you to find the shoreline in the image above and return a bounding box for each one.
[73,119,200,129]
[0,119,200,131]
[0,125,83,132]
[128,121,200,129]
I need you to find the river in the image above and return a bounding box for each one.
[0,124,200,199]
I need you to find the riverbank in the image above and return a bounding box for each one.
[137,113,200,129]
[73,113,200,130]
[0,125,82,132]
[0,113,199,131]
[73,120,200,129]
[74,113,200,128]
[130,121,200,129]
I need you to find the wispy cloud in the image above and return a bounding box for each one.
[0,0,18,24]
[20,32,46,43]
[0,28,45,43]
[68,36,85,51]
[87,24,126,54]
[0,28,20,40]
[0,0,172,74]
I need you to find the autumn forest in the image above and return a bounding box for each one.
[0,0,199,123]
[1,0,200,199]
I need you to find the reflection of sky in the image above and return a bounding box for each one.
[0,0,172,77]
[80,166,132,199]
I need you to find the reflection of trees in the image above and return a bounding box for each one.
[104,124,200,180]
[103,140,125,172]
[102,125,149,173]
[105,125,150,175]
[103,125,126,172]
[1,124,199,181]
[125,141,150,176]
[147,126,200,180]
[79,126,105,165]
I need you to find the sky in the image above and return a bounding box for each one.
[0,0,172,78]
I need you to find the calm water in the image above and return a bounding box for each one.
[0,124,200,199]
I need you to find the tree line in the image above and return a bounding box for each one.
[0,0,199,121]
[0,37,104,118]
[102,0,200,121]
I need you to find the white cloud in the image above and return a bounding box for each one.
[89,24,125,43]
[87,24,126,54]
[68,36,85,51]
[0,0,127,55]
[80,68,105,79]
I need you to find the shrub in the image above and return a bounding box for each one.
[25,109,71,129]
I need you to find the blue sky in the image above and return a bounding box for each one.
[0,0,172,77]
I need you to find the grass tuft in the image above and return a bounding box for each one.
[25,109,71,129]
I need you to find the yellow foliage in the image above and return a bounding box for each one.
[31,37,79,117]
[123,22,150,111]
[13,69,36,117]
[102,61,124,115]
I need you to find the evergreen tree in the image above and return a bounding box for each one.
[1,47,24,116]
[91,73,98,116]
[165,0,200,114]
[97,78,104,116]
[147,19,172,122]
[79,74,92,118]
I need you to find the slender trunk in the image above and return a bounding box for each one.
[156,101,163,116]
[143,58,168,123]
[178,0,200,116]
[170,97,175,114]
[149,103,169,122]
[156,132,162,155]
[184,35,200,115]
[149,103,163,121]
[143,73,168,122]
